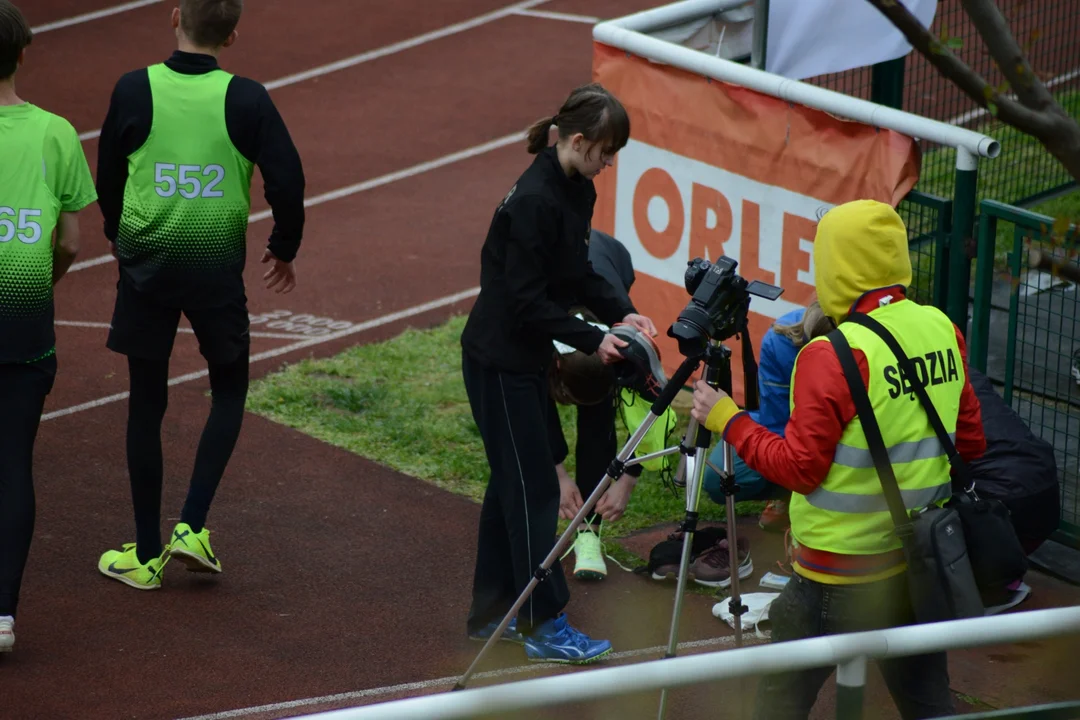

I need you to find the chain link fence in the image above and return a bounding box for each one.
[804,0,1080,208]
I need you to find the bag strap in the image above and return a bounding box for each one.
[846,312,973,492]
[826,328,914,535]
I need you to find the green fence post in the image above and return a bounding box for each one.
[870,57,906,109]
[751,0,769,69]
[836,656,867,720]
[948,148,979,334]
[933,199,954,312]
[968,208,997,373]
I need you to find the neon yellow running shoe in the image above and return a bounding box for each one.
[167,523,222,573]
[572,525,607,581]
[98,543,168,590]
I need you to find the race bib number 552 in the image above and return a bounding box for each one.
[154,163,226,199]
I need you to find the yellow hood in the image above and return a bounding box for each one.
[813,199,911,321]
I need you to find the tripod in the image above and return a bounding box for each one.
[453,338,748,698]
[656,340,747,720]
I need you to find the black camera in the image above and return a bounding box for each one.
[667,256,784,357]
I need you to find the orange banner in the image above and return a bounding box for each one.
[591,42,921,405]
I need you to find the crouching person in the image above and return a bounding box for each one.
[701,302,835,532]
[691,200,986,720]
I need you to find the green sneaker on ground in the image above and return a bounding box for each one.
[573,525,607,581]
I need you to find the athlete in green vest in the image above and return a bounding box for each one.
[94,0,306,590]
[691,199,987,719]
[0,0,98,654]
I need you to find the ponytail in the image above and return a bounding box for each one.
[524,84,630,158]
[526,115,556,154]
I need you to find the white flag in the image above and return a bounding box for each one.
[764,0,939,81]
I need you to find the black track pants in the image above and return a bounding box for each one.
[461,350,569,636]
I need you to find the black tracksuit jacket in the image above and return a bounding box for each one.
[460,146,635,375]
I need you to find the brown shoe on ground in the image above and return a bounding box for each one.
[690,536,753,588]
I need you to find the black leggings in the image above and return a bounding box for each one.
[127,347,249,564]
[0,357,56,617]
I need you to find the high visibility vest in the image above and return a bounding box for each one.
[789,300,964,556]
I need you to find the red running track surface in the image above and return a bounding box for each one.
[5,1,761,719]
[10,1,1077,719]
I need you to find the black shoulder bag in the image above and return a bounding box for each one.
[827,325,984,624]
[845,313,1029,606]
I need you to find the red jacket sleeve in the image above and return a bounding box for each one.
[952,325,987,463]
[724,341,862,495]
[724,323,987,495]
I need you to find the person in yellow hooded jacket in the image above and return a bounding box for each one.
[691,199,986,719]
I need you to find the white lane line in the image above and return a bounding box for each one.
[263,0,547,91]
[945,66,1080,127]
[176,633,767,720]
[53,320,306,340]
[30,0,160,34]
[511,8,599,24]
[250,131,523,222]
[74,0,548,144]
[69,131,525,273]
[40,287,481,422]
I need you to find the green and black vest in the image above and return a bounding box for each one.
[116,63,255,308]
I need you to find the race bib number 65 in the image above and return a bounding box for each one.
[0,207,44,244]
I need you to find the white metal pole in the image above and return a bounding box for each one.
[295,607,1080,720]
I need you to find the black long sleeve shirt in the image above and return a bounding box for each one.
[96,51,305,303]
[460,147,636,375]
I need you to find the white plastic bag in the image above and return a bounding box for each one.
[712,592,780,637]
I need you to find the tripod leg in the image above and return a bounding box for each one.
[656,442,711,719]
[671,415,699,489]
[720,442,748,648]
[453,408,661,691]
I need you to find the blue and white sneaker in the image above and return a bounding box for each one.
[468,617,525,644]
[523,613,613,664]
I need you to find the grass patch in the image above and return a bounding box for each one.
[917,89,1080,207]
[247,314,765,561]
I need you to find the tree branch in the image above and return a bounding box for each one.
[958,0,1057,112]
[862,0,1060,139]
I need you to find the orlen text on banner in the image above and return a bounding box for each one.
[590,41,922,404]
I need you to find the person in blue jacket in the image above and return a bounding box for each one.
[702,302,833,531]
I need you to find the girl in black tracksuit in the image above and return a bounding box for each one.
[459,83,655,663]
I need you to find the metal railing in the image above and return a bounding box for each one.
[969,199,1080,547]
[291,607,1080,719]
[900,190,953,309]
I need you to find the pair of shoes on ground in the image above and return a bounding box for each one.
[98,523,222,590]
[649,526,753,589]
[468,612,613,665]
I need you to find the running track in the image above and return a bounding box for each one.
[6,2,1078,719]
